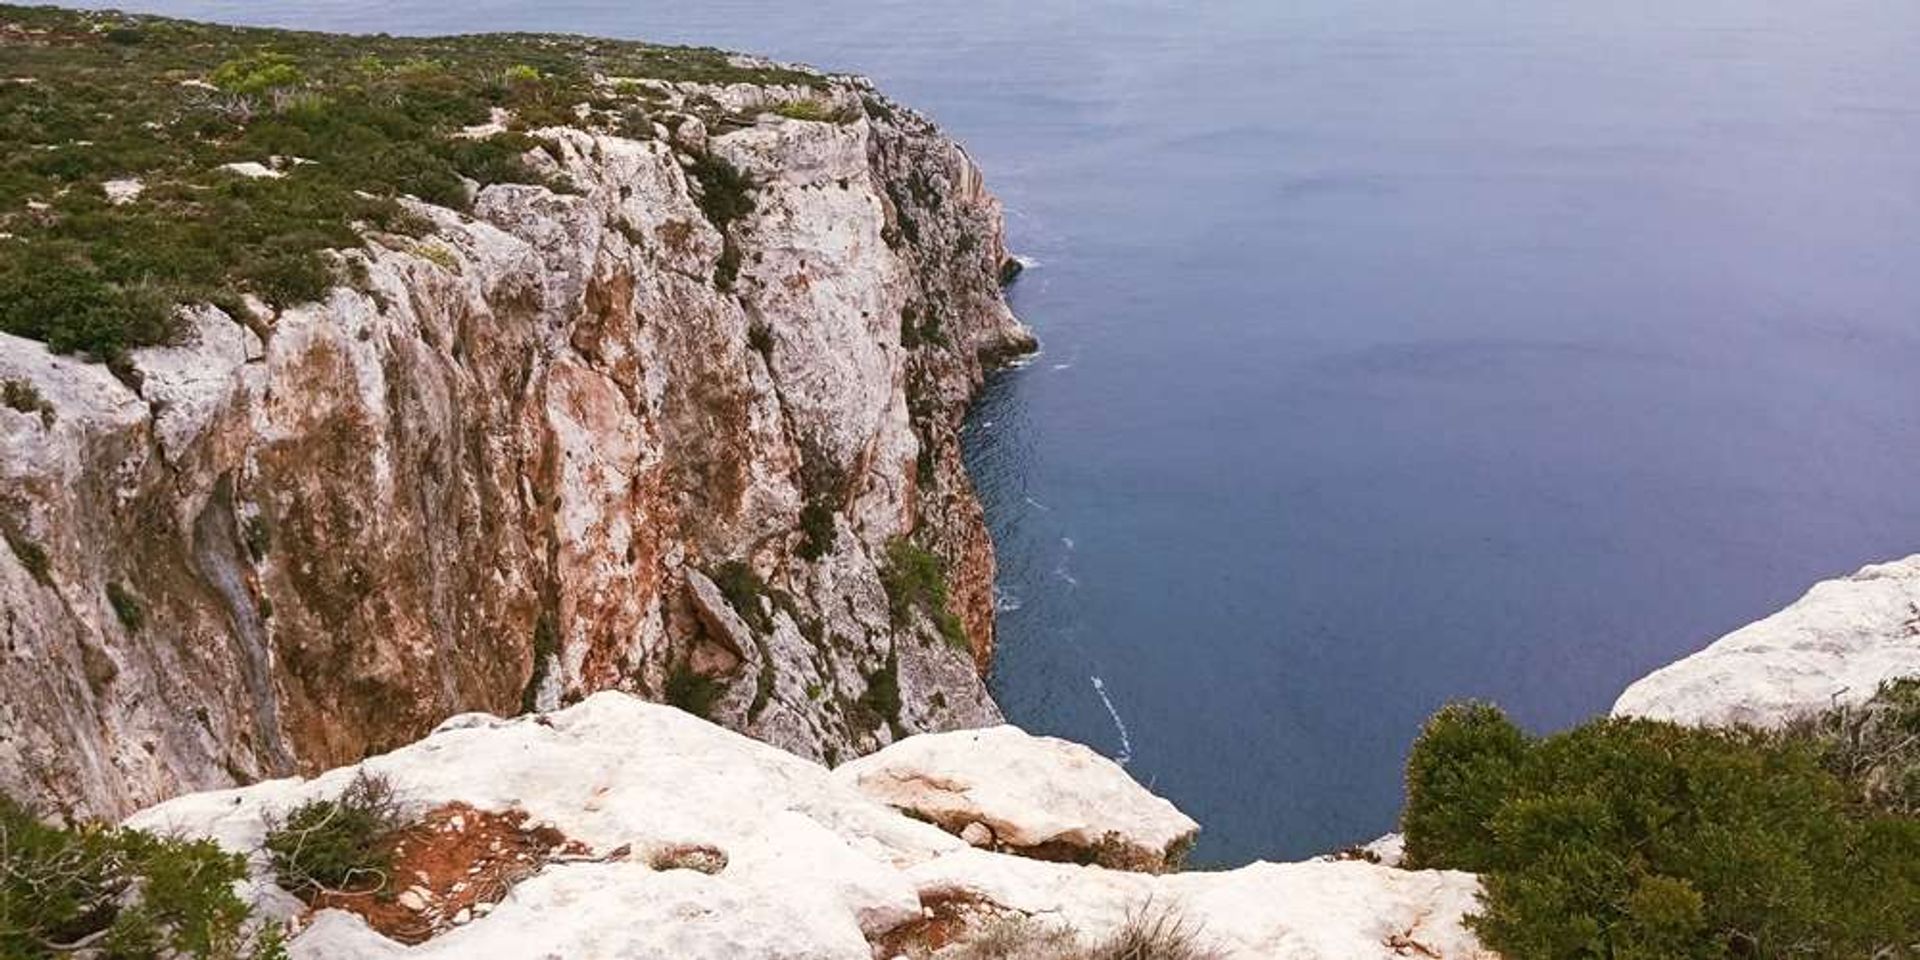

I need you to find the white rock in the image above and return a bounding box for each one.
[1360,833,1405,868]
[832,725,1198,869]
[102,178,143,205]
[727,810,922,936]
[959,821,994,848]
[129,306,264,467]
[219,161,284,179]
[124,693,1485,959]
[455,108,511,140]
[1614,555,1920,727]
[909,849,1490,960]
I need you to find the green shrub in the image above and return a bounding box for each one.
[261,772,402,898]
[211,53,305,94]
[770,99,853,124]
[0,794,280,959]
[4,531,52,586]
[1401,695,1920,958]
[899,302,947,350]
[2,378,55,426]
[857,652,902,732]
[880,537,969,653]
[665,661,725,720]
[1778,677,1920,816]
[1401,701,1528,869]
[105,581,144,631]
[713,239,743,291]
[710,561,773,633]
[684,153,755,232]
[796,498,836,561]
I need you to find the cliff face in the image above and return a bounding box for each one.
[0,75,1033,819]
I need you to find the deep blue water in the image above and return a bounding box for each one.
[80,0,1920,864]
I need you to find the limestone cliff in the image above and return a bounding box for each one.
[0,71,1033,819]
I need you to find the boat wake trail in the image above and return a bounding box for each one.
[1090,675,1134,765]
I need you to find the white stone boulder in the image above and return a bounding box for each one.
[831,724,1199,871]
[1614,555,1920,728]
[908,849,1491,960]
[125,692,1487,959]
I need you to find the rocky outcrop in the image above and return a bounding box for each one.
[833,725,1200,871]
[0,73,1033,819]
[126,691,1491,960]
[1613,555,1920,727]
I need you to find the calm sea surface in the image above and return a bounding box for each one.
[79,0,1920,864]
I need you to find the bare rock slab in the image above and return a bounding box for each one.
[830,724,1199,871]
[1614,554,1920,728]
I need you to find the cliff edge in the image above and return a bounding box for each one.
[1613,554,1920,727]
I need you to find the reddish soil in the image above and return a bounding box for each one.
[307,802,591,945]
[868,891,1012,957]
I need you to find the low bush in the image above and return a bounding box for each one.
[880,537,969,653]
[710,560,772,633]
[1777,677,1920,816]
[1400,701,1528,869]
[105,581,144,632]
[796,498,836,561]
[4,531,52,586]
[0,794,284,959]
[1401,685,1920,958]
[665,661,726,720]
[770,99,855,124]
[2,378,55,426]
[855,651,902,734]
[683,152,755,232]
[261,772,402,898]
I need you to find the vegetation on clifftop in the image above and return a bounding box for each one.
[1401,680,1920,958]
[0,4,822,360]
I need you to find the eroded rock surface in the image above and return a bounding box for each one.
[0,73,1032,819]
[1613,555,1920,728]
[833,724,1200,871]
[127,692,1491,960]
